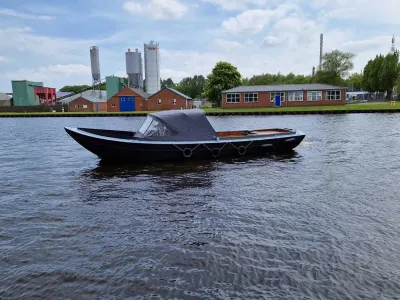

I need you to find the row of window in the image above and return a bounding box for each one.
[226,90,342,103]
[156,99,177,105]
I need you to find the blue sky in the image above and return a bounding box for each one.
[0,0,398,92]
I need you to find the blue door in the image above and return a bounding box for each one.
[95,104,99,112]
[274,95,281,107]
[119,96,135,112]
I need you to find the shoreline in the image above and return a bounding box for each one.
[0,103,399,118]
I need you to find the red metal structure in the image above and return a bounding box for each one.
[34,87,56,105]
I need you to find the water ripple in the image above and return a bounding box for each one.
[1,114,400,299]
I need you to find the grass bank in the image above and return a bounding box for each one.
[0,102,399,117]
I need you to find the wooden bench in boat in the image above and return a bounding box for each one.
[217,129,293,139]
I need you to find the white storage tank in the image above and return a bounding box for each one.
[144,41,161,95]
[90,46,101,82]
[126,48,143,89]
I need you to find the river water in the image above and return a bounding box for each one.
[1,114,400,299]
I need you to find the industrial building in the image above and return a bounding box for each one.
[144,41,161,95]
[221,84,347,108]
[107,86,149,112]
[147,88,193,111]
[0,92,11,106]
[64,90,107,112]
[11,80,56,106]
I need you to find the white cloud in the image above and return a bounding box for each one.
[123,0,188,20]
[0,56,9,63]
[202,0,269,11]
[221,4,299,35]
[5,64,91,81]
[0,8,55,20]
[212,38,255,51]
[263,35,286,47]
[311,0,400,25]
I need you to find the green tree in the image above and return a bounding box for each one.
[59,85,91,93]
[176,75,206,99]
[322,49,355,78]
[161,78,176,89]
[381,50,400,99]
[312,70,345,86]
[204,62,241,107]
[346,73,363,90]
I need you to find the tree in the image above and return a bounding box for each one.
[204,62,241,107]
[176,75,206,99]
[161,78,176,89]
[346,73,363,91]
[362,53,396,95]
[312,70,344,86]
[381,50,400,99]
[60,85,91,93]
[322,49,355,78]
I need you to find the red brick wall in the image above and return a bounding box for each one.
[69,97,93,112]
[221,89,346,108]
[106,87,146,112]
[92,102,107,112]
[147,89,190,111]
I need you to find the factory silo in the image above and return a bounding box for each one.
[144,41,160,95]
[126,48,143,89]
[90,46,101,84]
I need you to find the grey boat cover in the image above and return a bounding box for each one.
[134,109,218,141]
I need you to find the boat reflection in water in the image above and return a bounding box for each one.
[65,109,305,163]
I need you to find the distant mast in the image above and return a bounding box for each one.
[391,35,396,53]
[319,33,323,71]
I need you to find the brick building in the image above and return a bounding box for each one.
[147,88,192,111]
[221,84,347,108]
[69,97,107,112]
[107,87,149,112]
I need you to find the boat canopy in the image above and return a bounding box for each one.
[134,109,218,141]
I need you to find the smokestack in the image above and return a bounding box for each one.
[312,66,315,76]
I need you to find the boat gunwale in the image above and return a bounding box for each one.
[65,127,304,145]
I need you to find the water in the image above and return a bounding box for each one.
[1,114,400,299]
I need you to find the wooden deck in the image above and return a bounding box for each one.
[217,129,292,138]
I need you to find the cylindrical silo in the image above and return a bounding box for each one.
[90,46,101,82]
[126,48,143,89]
[144,41,160,95]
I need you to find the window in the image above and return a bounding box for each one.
[112,103,116,107]
[326,90,341,100]
[172,99,177,105]
[244,93,258,103]
[83,104,88,109]
[307,91,322,101]
[74,104,79,108]
[288,91,303,102]
[226,93,240,103]
[270,92,285,102]
[157,99,162,105]
[136,116,173,138]
[121,97,125,101]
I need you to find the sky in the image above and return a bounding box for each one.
[0,0,398,92]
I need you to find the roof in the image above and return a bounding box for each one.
[149,88,192,100]
[0,92,10,101]
[60,90,107,103]
[56,91,73,98]
[128,87,149,99]
[222,84,348,93]
[134,109,217,141]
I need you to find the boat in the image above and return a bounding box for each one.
[64,109,305,162]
